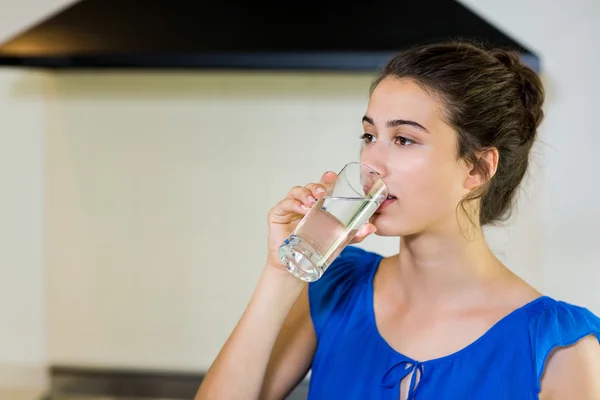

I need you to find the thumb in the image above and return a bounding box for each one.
[318,171,338,195]
[350,223,377,244]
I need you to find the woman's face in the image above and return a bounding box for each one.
[361,77,473,237]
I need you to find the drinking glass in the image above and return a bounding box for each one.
[278,162,387,282]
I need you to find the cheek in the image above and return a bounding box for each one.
[399,152,465,209]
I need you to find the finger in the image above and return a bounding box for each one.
[305,183,328,199]
[350,223,377,244]
[286,186,318,206]
[271,198,310,218]
[319,171,338,186]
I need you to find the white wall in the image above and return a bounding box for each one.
[44,1,600,372]
[2,0,599,377]
[43,67,544,372]
[44,71,390,370]
[0,0,76,389]
[0,69,47,388]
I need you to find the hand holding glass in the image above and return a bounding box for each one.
[278,162,387,282]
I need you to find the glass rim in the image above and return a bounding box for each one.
[341,161,381,175]
[338,161,387,199]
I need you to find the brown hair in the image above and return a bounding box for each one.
[371,41,545,226]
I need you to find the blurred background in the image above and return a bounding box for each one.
[0,0,599,399]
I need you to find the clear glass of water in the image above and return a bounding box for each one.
[278,162,387,282]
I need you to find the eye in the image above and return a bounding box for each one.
[395,136,415,146]
[360,133,376,144]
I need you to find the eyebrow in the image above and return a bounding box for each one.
[362,115,430,133]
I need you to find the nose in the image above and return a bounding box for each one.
[360,147,389,179]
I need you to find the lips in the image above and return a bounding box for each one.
[376,195,397,212]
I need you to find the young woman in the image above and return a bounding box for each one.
[196,42,600,399]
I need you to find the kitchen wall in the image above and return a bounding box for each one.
[42,73,542,371]
[44,71,394,370]
[0,0,75,388]
[1,0,599,379]
[0,69,47,388]
[44,0,600,371]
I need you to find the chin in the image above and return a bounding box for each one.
[371,214,412,237]
[371,214,419,237]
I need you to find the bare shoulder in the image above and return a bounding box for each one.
[539,334,600,400]
[499,266,543,305]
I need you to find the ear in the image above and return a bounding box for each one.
[464,147,499,190]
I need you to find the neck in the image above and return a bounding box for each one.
[394,225,506,308]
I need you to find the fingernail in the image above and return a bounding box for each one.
[301,204,311,210]
[316,187,326,193]
[308,196,316,203]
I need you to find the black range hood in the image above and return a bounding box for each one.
[0,0,540,72]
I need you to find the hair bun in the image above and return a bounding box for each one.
[490,49,521,69]
[490,49,545,144]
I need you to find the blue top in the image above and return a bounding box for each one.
[307,246,600,400]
